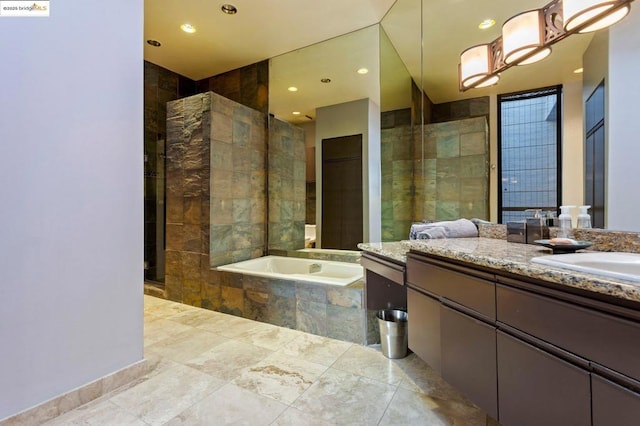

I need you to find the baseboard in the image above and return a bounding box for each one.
[0,359,147,425]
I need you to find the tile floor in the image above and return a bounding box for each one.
[44,295,492,425]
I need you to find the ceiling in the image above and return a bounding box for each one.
[144,0,597,122]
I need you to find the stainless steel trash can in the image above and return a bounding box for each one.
[377,309,408,359]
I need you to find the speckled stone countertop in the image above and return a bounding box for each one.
[357,242,408,263]
[359,238,640,304]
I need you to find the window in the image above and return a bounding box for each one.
[498,86,562,223]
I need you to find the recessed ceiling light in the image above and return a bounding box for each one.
[180,23,196,33]
[357,68,369,75]
[287,86,298,92]
[221,4,237,15]
[146,39,161,47]
[292,111,301,115]
[573,67,584,74]
[478,19,496,30]
[320,78,331,83]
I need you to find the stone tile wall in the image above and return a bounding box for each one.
[144,61,196,282]
[196,61,269,114]
[381,122,414,241]
[381,115,490,241]
[268,117,306,251]
[209,94,267,267]
[164,91,267,305]
[415,117,489,221]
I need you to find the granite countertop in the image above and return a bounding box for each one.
[359,238,640,304]
[358,241,408,263]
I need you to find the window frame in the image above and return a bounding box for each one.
[497,85,563,223]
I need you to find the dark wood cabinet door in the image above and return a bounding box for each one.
[441,305,497,419]
[592,374,640,426]
[497,331,591,426]
[407,288,441,372]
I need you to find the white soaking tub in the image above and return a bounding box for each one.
[216,255,363,286]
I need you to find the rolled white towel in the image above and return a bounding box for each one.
[417,226,447,239]
[413,218,478,240]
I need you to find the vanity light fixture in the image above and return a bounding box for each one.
[221,4,238,15]
[459,44,500,89]
[502,10,551,65]
[459,0,634,91]
[292,111,301,115]
[180,23,196,33]
[287,86,298,92]
[357,68,369,74]
[563,0,630,32]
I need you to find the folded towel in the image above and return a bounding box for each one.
[417,226,447,240]
[409,222,434,240]
[412,218,479,240]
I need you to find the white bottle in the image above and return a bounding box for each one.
[558,205,575,238]
[577,205,592,229]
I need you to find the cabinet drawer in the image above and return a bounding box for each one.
[592,374,640,426]
[497,284,640,382]
[407,288,441,372]
[441,306,497,419]
[407,255,495,320]
[497,331,591,426]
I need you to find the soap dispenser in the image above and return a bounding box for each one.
[558,205,575,238]
[577,205,592,229]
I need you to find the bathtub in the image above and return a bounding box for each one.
[216,255,363,286]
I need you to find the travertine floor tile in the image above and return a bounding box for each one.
[230,322,302,351]
[109,364,224,426]
[43,295,491,426]
[292,367,397,425]
[143,317,193,347]
[185,339,273,381]
[43,400,146,426]
[331,344,409,386]
[277,333,352,367]
[232,352,328,404]
[145,328,228,362]
[271,406,336,426]
[164,383,287,426]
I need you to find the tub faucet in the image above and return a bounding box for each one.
[309,263,322,273]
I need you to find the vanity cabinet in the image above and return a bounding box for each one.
[497,330,591,426]
[406,254,498,418]
[405,250,640,426]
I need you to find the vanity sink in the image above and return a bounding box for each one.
[531,252,640,283]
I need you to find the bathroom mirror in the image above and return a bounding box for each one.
[269,0,633,238]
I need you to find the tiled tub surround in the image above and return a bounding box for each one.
[202,269,367,344]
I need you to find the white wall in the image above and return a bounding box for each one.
[0,0,143,419]
[607,6,640,231]
[562,80,585,210]
[315,98,382,246]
